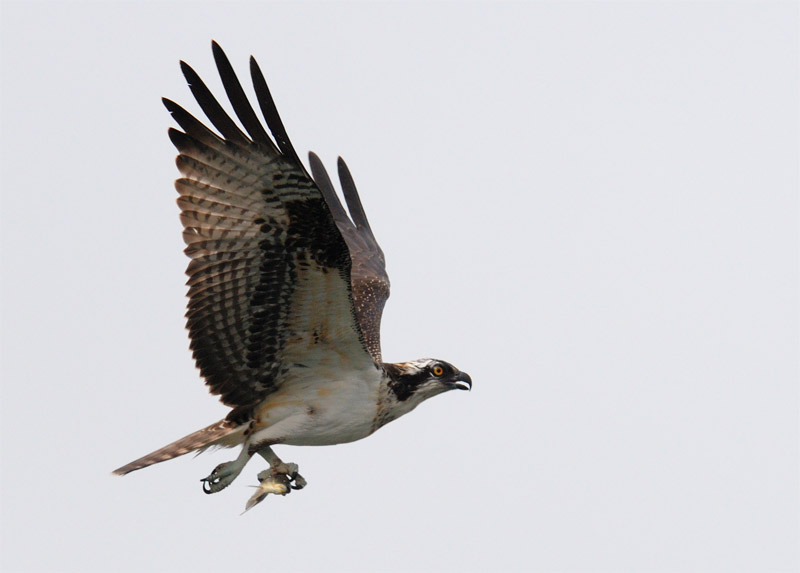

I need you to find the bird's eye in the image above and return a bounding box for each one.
[432,365,444,377]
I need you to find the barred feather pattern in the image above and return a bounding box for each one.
[112,419,239,475]
[166,42,372,409]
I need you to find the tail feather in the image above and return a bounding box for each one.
[113,419,241,476]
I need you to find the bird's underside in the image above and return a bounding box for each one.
[113,42,471,512]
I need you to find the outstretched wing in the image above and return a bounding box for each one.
[309,154,390,361]
[168,41,372,409]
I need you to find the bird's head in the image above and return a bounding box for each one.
[384,359,472,409]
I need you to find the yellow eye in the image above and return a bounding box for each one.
[432,365,444,377]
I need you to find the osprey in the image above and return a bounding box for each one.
[113,42,471,511]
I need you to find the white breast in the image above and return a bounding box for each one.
[250,361,384,447]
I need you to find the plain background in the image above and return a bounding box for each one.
[1,2,797,572]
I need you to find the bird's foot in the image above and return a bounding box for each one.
[201,460,243,494]
[242,463,306,512]
[270,462,307,490]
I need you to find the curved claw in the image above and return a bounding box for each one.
[201,462,238,494]
[290,473,307,490]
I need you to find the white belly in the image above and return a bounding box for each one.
[250,363,383,446]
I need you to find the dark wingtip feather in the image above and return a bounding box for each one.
[249,56,303,168]
[179,56,249,145]
[337,157,375,235]
[179,60,193,82]
[163,97,224,147]
[310,152,350,224]
[162,97,180,117]
[211,41,272,145]
[210,39,224,60]
[167,127,186,150]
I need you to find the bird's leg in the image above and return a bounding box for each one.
[242,446,306,512]
[201,446,252,494]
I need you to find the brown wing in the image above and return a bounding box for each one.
[309,154,390,362]
[167,41,373,409]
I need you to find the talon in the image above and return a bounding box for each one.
[291,473,307,490]
[274,462,306,490]
[280,463,306,490]
[201,461,240,494]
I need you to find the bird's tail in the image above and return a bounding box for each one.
[112,419,242,476]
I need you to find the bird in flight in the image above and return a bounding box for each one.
[113,42,471,511]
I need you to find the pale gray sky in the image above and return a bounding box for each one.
[1,2,797,572]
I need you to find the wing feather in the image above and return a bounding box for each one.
[167,42,374,409]
[179,60,250,146]
[249,56,303,167]
[175,179,263,213]
[163,99,226,149]
[309,152,350,223]
[310,153,390,361]
[339,157,378,239]
[210,41,273,146]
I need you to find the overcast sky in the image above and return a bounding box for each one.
[1,2,797,572]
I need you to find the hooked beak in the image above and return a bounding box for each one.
[451,371,472,391]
